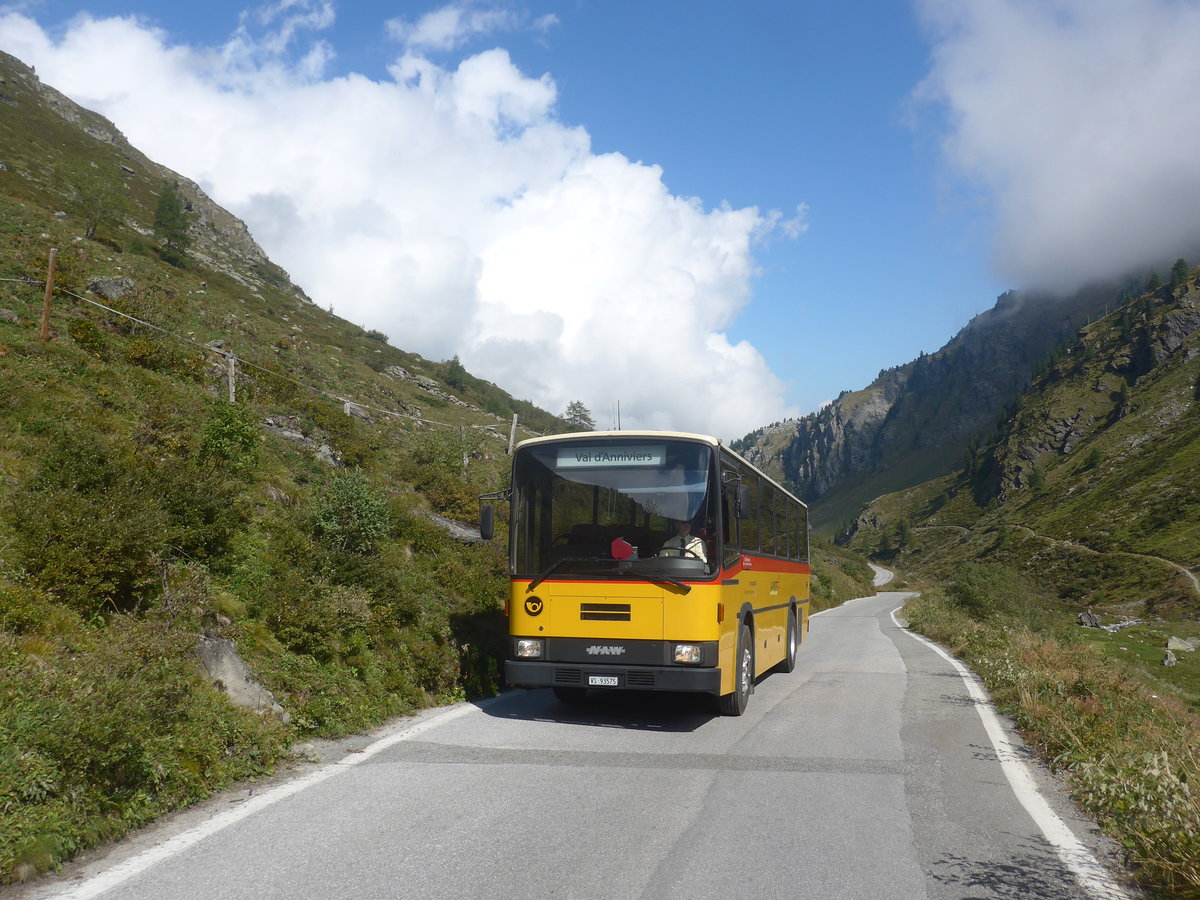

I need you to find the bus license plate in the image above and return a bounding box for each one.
[588,675,619,687]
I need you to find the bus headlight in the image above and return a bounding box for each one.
[515,639,544,659]
[673,643,703,664]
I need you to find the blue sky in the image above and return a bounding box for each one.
[3,1,1199,438]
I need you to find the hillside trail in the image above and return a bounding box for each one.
[1010,524,1200,597]
[1007,524,1198,598]
[913,522,1200,597]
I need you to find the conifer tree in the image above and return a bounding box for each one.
[153,181,191,266]
[562,401,595,431]
[444,355,467,391]
[70,168,123,240]
[1028,467,1045,492]
[1170,258,1190,291]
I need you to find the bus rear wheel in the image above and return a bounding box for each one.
[775,608,798,674]
[718,624,753,716]
[553,686,588,703]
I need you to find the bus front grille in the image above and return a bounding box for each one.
[553,668,583,684]
[625,671,655,687]
[580,603,631,621]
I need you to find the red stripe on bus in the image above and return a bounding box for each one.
[512,559,810,588]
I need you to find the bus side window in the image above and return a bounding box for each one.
[760,489,774,554]
[800,503,810,563]
[722,471,741,567]
[770,490,783,556]
[743,477,760,552]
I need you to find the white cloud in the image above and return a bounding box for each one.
[0,7,796,438]
[385,2,552,53]
[241,0,335,58]
[916,0,1200,292]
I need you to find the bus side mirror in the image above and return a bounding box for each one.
[479,504,495,541]
[736,484,751,519]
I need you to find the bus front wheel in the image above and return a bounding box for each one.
[718,624,753,716]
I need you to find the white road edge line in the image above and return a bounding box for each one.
[50,702,484,900]
[889,605,1129,900]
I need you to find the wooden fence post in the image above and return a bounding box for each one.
[39,248,57,343]
[226,355,237,404]
[508,414,519,454]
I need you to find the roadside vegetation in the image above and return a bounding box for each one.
[904,567,1199,897]
[809,537,876,611]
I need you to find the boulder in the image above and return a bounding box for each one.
[314,443,342,466]
[197,634,291,724]
[87,276,135,301]
[428,512,484,543]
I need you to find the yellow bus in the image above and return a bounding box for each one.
[479,431,810,715]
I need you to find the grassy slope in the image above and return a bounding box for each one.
[0,54,551,881]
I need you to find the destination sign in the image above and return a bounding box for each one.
[557,445,666,468]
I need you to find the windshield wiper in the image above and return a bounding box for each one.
[528,561,694,594]
[604,567,692,593]
[527,557,592,592]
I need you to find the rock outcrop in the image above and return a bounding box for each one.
[197,634,291,724]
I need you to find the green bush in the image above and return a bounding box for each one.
[946,562,1050,625]
[293,399,373,466]
[154,461,246,564]
[3,427,254,614]
[0,578,81,637]
[5,435,168,615]
[313,469,390,554]
[197,401,261,473]
[124,337,204,380]
[398,427,494,520]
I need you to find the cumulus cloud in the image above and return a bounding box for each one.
[917,0,1200,292]
[0,5,797,438]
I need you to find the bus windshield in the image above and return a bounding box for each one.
[512,438,716,579]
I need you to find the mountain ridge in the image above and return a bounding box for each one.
[738,279,1163,532]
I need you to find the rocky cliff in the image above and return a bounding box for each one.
[739,282,1134,529]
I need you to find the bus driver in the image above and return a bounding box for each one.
[660,519,707,563]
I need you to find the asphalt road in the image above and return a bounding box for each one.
[19,590,1133,900]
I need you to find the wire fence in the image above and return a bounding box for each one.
[1,272,547,443]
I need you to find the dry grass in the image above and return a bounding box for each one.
[907,589,1200,898]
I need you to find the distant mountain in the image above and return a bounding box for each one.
[738,281,1154,532]
[845,271,1200,617]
